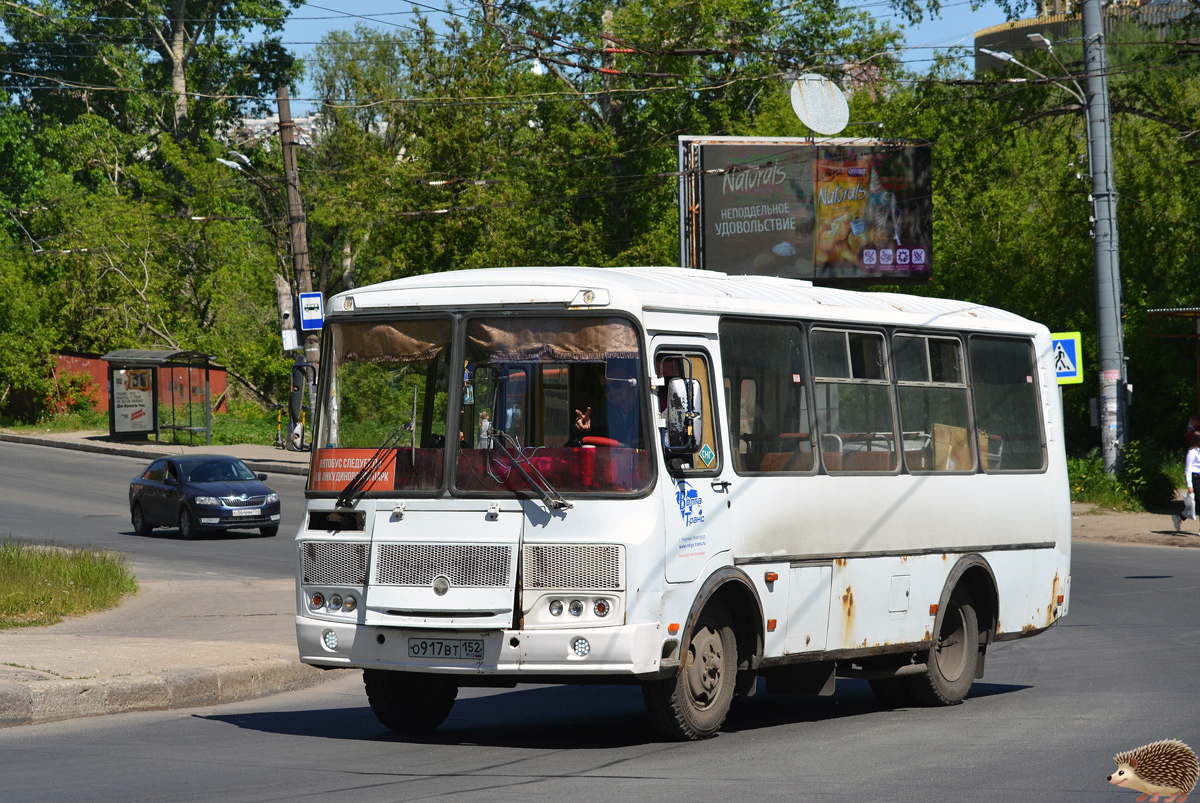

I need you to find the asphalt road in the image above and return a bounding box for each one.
[0,441,306,581]
[1,509,1197,800]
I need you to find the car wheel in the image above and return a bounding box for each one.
[363,670,458,733]
[260,526,279,537]
[178,507,200,540]
[131,504,153,537]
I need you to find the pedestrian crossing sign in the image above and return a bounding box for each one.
[1050,331,1082,385]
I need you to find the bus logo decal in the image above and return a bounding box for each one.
[676,480,704,526]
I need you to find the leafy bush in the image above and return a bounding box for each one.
[1068,454,1140,511]
[1068,443,1181,512]
[45,372,98,416]
[1120,440,1178,510]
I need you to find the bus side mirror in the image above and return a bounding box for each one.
[288,365,305,423]
[664,377,702,455]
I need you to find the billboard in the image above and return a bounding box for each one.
[678,137,932,284]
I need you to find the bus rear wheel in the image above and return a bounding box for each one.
[363,669,458,733]
[643,599,737,741]
[907,588,979,706]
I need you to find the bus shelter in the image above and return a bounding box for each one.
[1148,308,1200,416]
[102,349,220,445]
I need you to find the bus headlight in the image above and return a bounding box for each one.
[549,599,563,616]
[343,595,357,612]
[568,600,584,617]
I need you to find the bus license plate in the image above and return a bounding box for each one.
[232,508,260,517]
[408,638,485,660]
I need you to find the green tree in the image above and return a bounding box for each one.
[0,0,303,140]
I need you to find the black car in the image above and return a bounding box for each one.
[129,455,282,539]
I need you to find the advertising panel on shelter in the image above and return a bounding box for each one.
[110,367,155,435]
[678,137,932,285]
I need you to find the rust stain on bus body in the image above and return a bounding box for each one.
[1047,573,1061,627]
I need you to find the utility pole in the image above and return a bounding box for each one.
[278,86,319,448]
[1081,0,1126,474]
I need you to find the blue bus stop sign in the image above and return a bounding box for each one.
[1050,331,1082,385]
[299,292,324,332]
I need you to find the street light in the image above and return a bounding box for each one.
[981,26,1127,475]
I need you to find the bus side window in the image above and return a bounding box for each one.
[656,352,721,475]
[811,328,897,473]
[969,337,1046,472]
[719,319,814,474]
[894,334,973,473]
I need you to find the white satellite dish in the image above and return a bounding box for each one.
[789,74,849,136]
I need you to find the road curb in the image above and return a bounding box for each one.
[0,660,348,728]
[0,432,308,476]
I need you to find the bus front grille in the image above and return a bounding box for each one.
[373,543,513,587]
[522,544,623,590]
[301,541,368,585]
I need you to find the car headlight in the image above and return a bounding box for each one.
[193,496,220,505]
[266,493,279,504]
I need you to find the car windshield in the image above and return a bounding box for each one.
[457,316,653,495]
[182,460,256,483]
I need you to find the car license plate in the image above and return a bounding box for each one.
[232,508,260,517]
[408,638,484,660]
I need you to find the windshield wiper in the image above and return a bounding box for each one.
[488,430,573,511]
[336,426,405,509]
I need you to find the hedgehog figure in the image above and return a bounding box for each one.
[1108,739,1199,802]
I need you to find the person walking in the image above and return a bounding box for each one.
[1173,429,1200,532]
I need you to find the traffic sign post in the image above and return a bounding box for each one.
[1051,331,1083,385]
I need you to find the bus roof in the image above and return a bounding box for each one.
[332,266,1043,335]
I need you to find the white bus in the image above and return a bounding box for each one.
[295,266,1071,740]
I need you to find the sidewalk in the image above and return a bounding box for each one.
[0,429,341,729]
[0,428,310,476]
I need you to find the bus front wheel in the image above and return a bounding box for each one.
[643,599,737,741]
[363,669,458,733]
[907,588,979,706]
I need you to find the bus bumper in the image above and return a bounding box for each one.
[297,617,664,676]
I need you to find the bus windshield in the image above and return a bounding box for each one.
[311,318,453,493]
[456,316,653,495]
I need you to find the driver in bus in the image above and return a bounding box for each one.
[573,359,642,448]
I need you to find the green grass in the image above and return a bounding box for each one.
[0,538,138,629]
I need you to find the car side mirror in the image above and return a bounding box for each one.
[164,476,178,486]
[257,473,268,481]
[664,377,702,456]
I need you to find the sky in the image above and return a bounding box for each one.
[279,0,1015,113]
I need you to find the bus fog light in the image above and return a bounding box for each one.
[329,594,343,610]
[549,600,563,616]
[571,637,590,657]
[568,600,584,617]
[594,599,611,617]
[310,592,324,608]
[343,595,357,612]
[322,629,338,650]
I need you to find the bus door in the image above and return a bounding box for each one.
[718,318,833,654]
[653,339,735,584]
